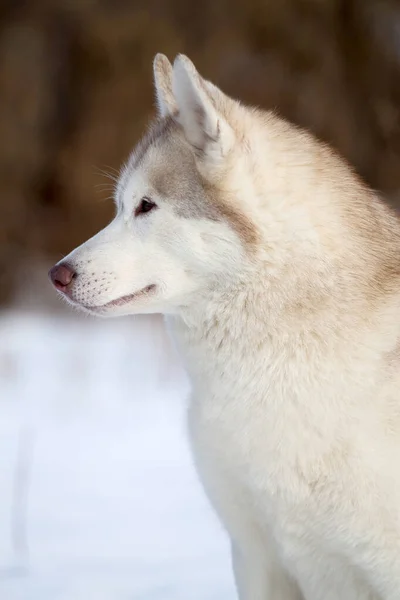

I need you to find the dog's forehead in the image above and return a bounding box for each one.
[131,116,179,171]
[118,117,211,217]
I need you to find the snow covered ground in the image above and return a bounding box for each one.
[0,310,235,600]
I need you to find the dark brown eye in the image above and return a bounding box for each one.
[135,197,157,217]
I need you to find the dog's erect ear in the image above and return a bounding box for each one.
[172,54,235,164]
[153,53,177,117]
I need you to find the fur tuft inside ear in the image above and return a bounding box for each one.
[172,54,234,162]
[153,53,177,117]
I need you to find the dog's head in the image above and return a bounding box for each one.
[49,54,261,317]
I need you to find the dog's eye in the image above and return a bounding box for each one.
[135,197,157,217]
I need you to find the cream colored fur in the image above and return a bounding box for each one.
[50,53,400,600]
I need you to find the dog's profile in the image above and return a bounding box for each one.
[49,53,400,599]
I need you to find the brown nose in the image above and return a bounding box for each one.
[49,263,76,291]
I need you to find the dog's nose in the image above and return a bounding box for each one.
[48,263,76,291]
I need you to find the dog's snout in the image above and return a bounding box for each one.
[49,262,76,291]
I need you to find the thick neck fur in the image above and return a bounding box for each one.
[168,174,400,425]
[171,249,399,374]
[167,259,400,465]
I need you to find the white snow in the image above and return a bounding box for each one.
[0,310,235,600]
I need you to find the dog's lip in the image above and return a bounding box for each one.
[81,284,156,311]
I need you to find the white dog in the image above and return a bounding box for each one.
[49,53,400,600]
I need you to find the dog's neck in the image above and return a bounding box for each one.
[166,252,400,409]
[168,278,331,393]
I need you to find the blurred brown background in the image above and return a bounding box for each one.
[1,0,400,305]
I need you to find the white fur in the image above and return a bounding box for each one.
[50,54,400,600]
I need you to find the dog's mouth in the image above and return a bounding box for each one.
[78,284,157,312]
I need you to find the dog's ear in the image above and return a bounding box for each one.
[172,55,235,165]
[153,54,177,117]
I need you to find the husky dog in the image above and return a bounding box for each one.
[49,53,400,599]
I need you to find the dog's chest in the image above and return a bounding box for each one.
[169,317,352,539]
[186,360,334,538]
[189,381,313,499]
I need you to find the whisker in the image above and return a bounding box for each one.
[102,164,121,176]
[92,166,119,183]
[95,194,117,204]
[94,183,117,190]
